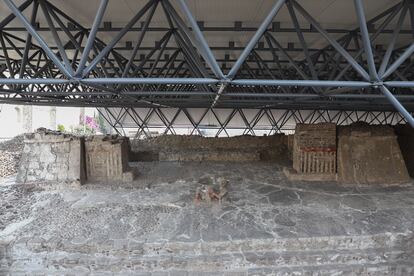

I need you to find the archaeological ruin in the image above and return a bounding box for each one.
[1,0,414,275]
[16,129,86,185]
[85,135,136,182]
[337,124,410,185]
[1,123,414,275]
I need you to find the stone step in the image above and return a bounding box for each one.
[11,232,412,258]
[3,265,413,276]
[247,263,414,276]
[5,250,412,275]
[5,234,412,275]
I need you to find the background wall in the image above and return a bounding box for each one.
[0,104,97,139]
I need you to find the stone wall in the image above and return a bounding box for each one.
[159,149,260,162]
[16,130,137,185]
[292,123,336,175]
[16,129,85,185]
[337,124,410,185]
[131,134,288,162]
[85,135,135,182]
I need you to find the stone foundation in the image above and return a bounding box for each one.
[85,135,135,182]
[16,128,85,185]
[337,124,410,185]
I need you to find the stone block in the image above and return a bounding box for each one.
[291,123,337,178]
[16,128,85,185]
[85,135,135,182]
[337,124,410,185]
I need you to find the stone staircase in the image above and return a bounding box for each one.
[2,231,413,275]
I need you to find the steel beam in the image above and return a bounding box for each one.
[0,0,33,30]
[75,0,108,77]
[381,43,414,79]
[176,0,224,79]
[380,85,414,127]
[227,0,286,78]
[354,0,379,81]
[231,80,371,88]
[81,77,219,85]
[291,0,370,81]
[379,5,408,76]
[4,0,73,78]
[82,0,155,77]
[0,0,413,128]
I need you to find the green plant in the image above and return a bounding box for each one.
[57,124,65,132]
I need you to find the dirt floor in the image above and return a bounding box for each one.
[1,161,414,275]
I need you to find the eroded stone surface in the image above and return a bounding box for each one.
[16,128,85,185]
[292,123,336,176]
[1,162,414,275]
[85,135,135,182]
[338,125,410,185]
[131,135,289,162]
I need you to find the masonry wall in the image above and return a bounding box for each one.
[16,129,85,185]
[292,123,336,175]
[337,124,410,185]
[130,134,288,162]
[85,136,134,182]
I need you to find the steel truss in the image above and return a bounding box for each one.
[98,107,411,137]
[0,0,414,129]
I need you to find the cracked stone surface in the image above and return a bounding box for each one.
[1,161,414,275]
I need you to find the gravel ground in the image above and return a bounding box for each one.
[0,135,24,178]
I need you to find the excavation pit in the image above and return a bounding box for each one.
[1,161,414,275]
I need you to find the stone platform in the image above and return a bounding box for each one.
[16,129,85,185]
[338,125,410,185]
[1,162,414,275]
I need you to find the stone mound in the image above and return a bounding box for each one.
[0,135,24,152]
[0,135,24,178]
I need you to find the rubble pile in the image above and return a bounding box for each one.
[0,135,24,177]
[194,176,229,204]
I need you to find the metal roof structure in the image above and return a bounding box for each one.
[0,0,413,130]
